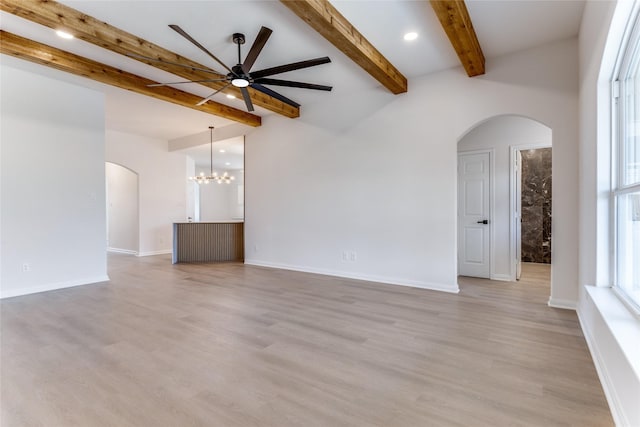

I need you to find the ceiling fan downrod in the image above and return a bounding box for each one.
[230,33,250,88]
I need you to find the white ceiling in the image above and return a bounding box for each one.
[0,0,585,166]
[189,136,245,170]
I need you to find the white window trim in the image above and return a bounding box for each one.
[611,1,640,315]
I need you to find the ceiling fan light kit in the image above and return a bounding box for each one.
[231,77,250,88]
[141,25,332,112]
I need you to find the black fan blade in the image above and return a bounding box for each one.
[250,57,331,79]
[253,78,332,91]
[250,83,300,108]
[126,53,222,75]
[196,83,232,106]
[169,25,234,74]
[242,26,272,74]
[240,87,254,111]
[147,78,228,88]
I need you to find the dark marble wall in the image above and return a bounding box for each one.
[521,148,552,263]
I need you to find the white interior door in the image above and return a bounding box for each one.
[515,150,523,280]
[458,152,491,278]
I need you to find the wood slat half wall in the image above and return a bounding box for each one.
[173,223,244,263]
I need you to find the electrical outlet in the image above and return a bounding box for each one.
[254,244,259,252]
[342,251,357,262]
[22,263,30,273]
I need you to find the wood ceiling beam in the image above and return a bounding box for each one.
[430,0,485,77]
[0,31,262,127]
[280,0,407,94]
[0,0,299,118]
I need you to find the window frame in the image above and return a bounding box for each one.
[612,8,640,314]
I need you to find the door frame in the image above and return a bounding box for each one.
[509,143,552,281]
[457,148,495,279]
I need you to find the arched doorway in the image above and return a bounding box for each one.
[105,162,139,255]
[457,115,553,292]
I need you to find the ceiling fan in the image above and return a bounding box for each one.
[130,25,332,112]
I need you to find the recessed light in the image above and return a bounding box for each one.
[226,94,236,99]
[56,30,74,40]
[403,32,418,41]
[219,149,226,153]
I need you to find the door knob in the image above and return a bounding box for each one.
[477,220,488,224]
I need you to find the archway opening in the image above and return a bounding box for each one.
[105,162,139,255]
[457,115,553,300]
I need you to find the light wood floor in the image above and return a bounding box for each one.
[1,256,612,426]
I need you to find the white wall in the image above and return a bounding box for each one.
[105,130,189,256]
[577,1,640,425]
[198,168,244,221]
[0,64,107,298]
[234,175,245,220]
[106,162,139,253]
[186,156,198,222]
[200,179,232,221]
[458,116,551,280]
[246,38,579,299]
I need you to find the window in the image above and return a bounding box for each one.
[614,12,640,311]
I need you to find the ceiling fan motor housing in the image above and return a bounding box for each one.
[230,64,250,87]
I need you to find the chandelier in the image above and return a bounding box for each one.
[189,126,236,185]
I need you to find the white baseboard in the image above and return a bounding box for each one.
[107,247,138,255]
[491,273,512,282]
[137,249,172,257]
[244,259,460,294]
[547,297,577,310]
[0,275,110,299]
[109,248,172,257]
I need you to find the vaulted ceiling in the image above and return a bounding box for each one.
[1,0,585,143]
